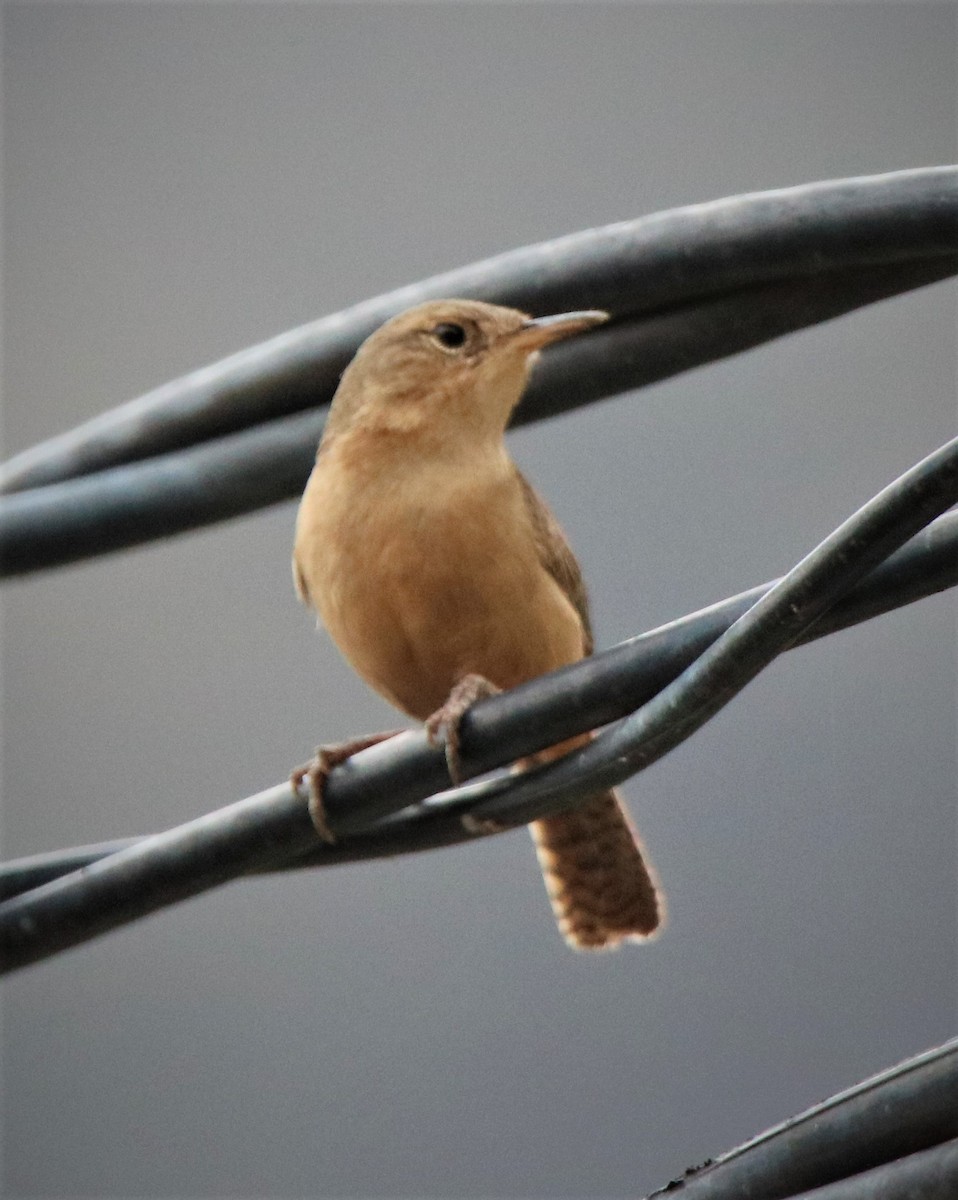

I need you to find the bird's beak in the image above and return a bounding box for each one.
[512,309,609,351]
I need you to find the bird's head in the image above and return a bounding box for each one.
[325,299,608,444]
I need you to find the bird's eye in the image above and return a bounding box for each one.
[431,322,467,350]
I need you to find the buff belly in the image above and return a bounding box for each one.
[296,454,585,721]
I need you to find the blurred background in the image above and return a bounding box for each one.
[2,5,955,1197]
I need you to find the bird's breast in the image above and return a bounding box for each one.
[294,440,585,720]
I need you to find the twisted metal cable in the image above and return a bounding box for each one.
[3,167,953,493]
[1,504,955,905]
[1,167,955,575]
[645,1038,958,1199]
[1,434,955,973]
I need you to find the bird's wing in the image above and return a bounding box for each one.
[516,469,594,655]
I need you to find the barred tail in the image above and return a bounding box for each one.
[530,790,663,949]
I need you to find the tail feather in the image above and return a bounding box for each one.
[530,790,663,950]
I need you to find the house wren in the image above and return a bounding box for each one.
[293,299,663,949]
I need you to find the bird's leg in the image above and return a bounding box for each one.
[426,675,515,836]
[291,731,404,842]
[425,673,502,786]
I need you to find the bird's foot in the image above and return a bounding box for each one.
[291,731,403,842]
[425,673,501,786]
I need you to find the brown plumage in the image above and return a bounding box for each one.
[293,299,663,949]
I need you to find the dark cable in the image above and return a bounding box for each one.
[645,1038,958,1199]
[1,437,954,972]
[4,166,953,495]
[2,506,954,901]
[1,171,955,576]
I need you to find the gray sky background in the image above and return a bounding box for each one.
[2,4,956,1198]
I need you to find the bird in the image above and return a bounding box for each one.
[292,298,663,949]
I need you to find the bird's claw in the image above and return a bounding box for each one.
[291,730,403,842]
[425,673,501,785]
